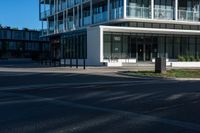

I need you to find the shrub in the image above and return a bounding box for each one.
[196,56,200,61]
[190,56,196,61]
[184,56,190,61]
[178,56,185,62]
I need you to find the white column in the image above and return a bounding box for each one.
[107,0,110,21]
[151,0,154,19]
[90,0,93,24]
[175,0,178,20]
[123,0,127,18]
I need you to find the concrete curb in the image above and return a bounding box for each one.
[174,78,200,81]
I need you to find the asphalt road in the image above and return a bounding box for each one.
[0,66,200,133]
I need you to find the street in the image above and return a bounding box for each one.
[0,64,200,133]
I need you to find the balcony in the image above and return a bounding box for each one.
[110,7,123,20]
[58,21,64,33]
[40,9,55,19]
[83,16,91,26]
[68,21,75,30]
[178,10,200,22]
[154,8,174,20]
[127,6,151,19]
[93,11,108,24]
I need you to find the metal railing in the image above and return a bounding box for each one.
[178,10,200,22]
[154,8,174,20]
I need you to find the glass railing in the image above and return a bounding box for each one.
[41,9,55,19]
[110,7,123,20]
[68,21,74,30]
[93,11,108,24]
[154,8,174,20]
[178,10,200,22]
[83,16,91,26]
[58,21,64,33]
[127,6,151,18]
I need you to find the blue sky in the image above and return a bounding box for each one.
[0,0,41,30]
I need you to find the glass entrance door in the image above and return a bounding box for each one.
[137,44,144,61]
[145,44,151,61]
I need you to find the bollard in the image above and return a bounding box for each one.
[83,59,86,70]
[76,59,78,68]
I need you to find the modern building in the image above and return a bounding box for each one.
[0,27,49,60]
[40,0,200,66]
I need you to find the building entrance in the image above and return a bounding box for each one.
[137,37,152,62]
[137,44,151,61]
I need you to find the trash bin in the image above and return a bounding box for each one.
[155,57,166,73]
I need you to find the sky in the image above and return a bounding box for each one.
[0,0,41,30]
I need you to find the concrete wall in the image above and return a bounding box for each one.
[86,26,103,66]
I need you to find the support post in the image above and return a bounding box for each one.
[123,0,127,18]
[107,0,110,21]
[175,0,178,20]
[151,0,154,19]
[90,0,93,24]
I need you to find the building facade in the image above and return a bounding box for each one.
[0,27,49,60]
[40,0,200,66]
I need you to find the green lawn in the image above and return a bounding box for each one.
[124,69,200,78]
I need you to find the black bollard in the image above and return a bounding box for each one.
[76,59,78,68]
[83,59,86,70]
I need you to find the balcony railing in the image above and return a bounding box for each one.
[110,7,123,20]
[93,11,108,24]
[154,8,174,20]
[58,21,64,33]
[40,9,55,19]
[83,16,91,26]
[178,10,200,22]
[68,20,74,30]
[127,6,151,18]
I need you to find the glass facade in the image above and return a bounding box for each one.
[0,29,49,59]
[104,32,200,61]
[61,30,87,59]
[40,0,200,37]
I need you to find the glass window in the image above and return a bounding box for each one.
[181,36,189,56]
[122,34,129,58]
[103,33,111,59]
[189,37,196,56]
[158,36,165,57]
[174,37,181,58]
[166,36,173,58]
[112,34,122,59]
